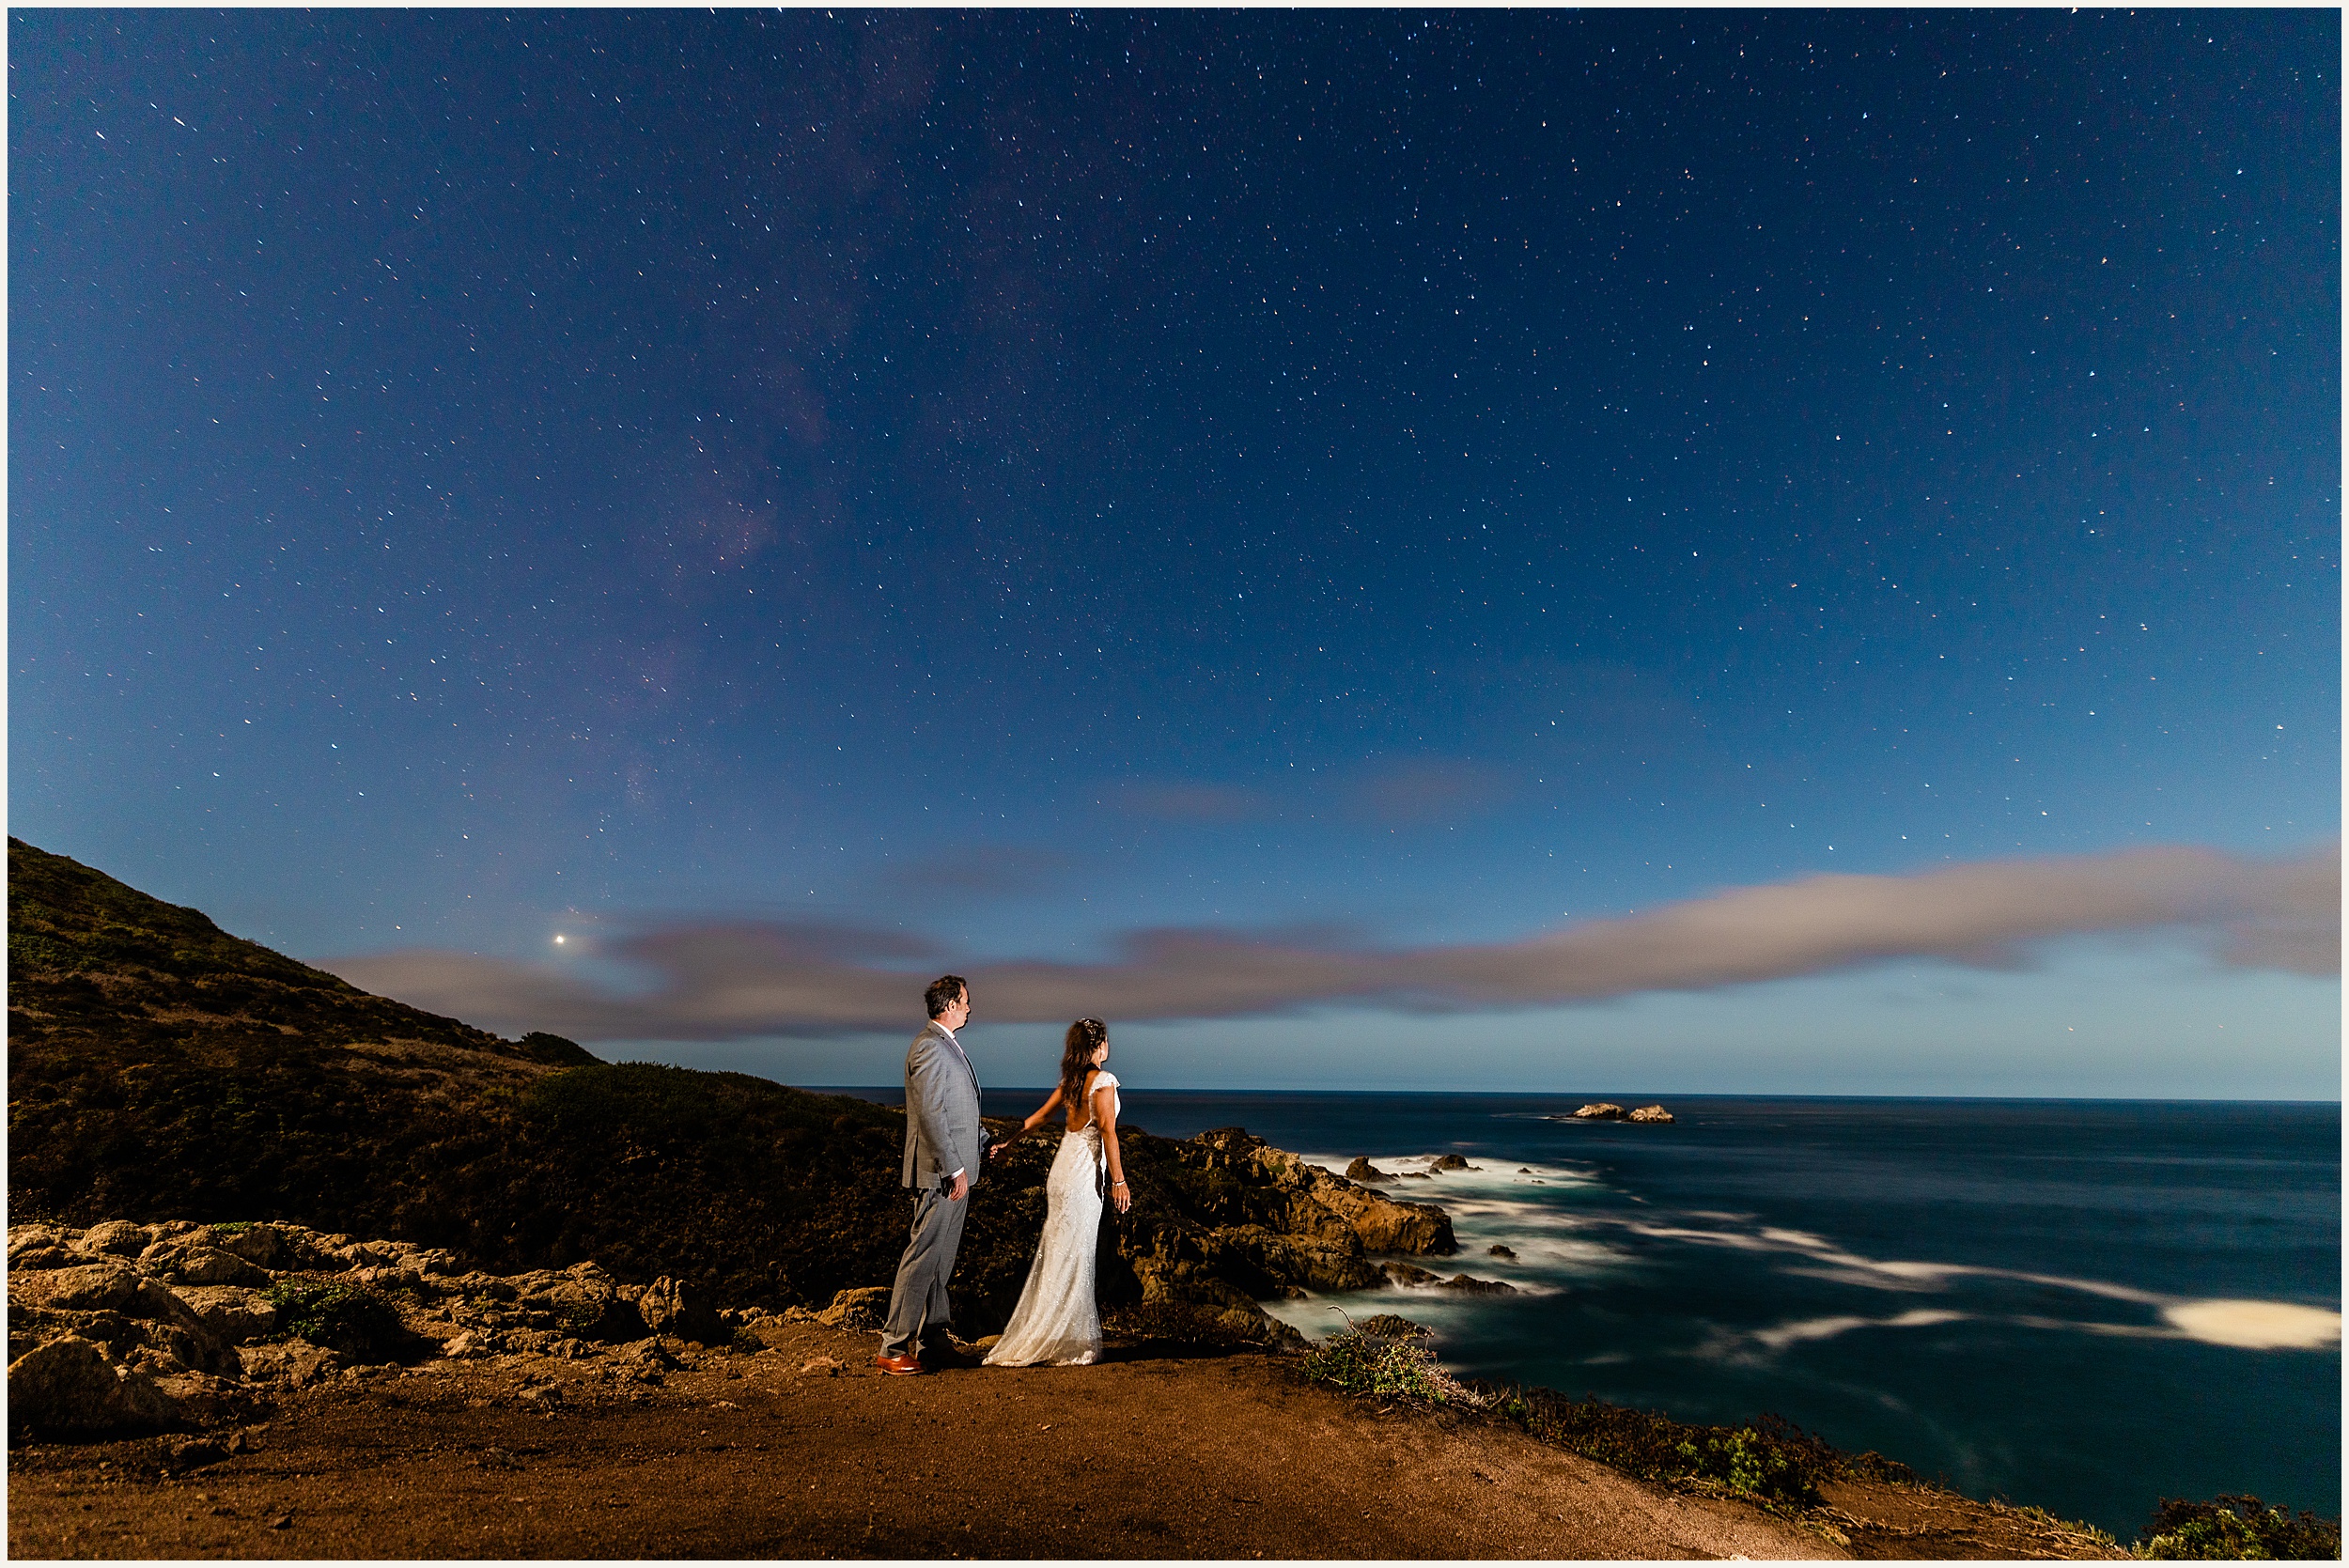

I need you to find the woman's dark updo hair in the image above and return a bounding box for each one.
[1058,1017,1108,1115]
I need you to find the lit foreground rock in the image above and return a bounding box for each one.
[8,1137,1459,1440]
[6,1217,740,1439]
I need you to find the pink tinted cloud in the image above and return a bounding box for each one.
[321,841,2340,1042]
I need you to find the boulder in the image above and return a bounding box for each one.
[1381,1262,1439,1287]
[1437,1274,1518,1296]
[1627,1104,1675,1124]
[1344,1157,1393,1182]
[1487,1245,1517,1261]
[208,1226,288,1269]
[8,1225,68,1262]
[9,1244,72,1271]
[637,1276,724,1344]
[173,1286,280,1345]
[8,1336,176,1434]
[238,1343,343,1387]
[1428,1154,1478,1172]
[1572,1102,1626,1121]
[816,1287,892,1332]
[11,1258,143,1314]
[76,1220,151,1257]
[1352,1313,1430,1340]
[174,1247,271,1287]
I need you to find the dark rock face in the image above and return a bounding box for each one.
[957,1125,1459,1343]
[1427,1155,1478,1172]
[1344,1157,1393,1183]
[1487,1245,1517,1261]
[1437,1274,1518,1296]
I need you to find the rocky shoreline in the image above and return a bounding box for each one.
[5,1214,2139,1561]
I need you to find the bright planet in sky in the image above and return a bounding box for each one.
[10,9,2337,1095]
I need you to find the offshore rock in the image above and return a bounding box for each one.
[1626,1104,1675,1124]
[1344,1157,1394,1183]
[1571,1102,1626,1121]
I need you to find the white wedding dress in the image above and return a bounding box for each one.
[985,1071,1119,1368]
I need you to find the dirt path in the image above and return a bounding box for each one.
[12,1318,1834,1560]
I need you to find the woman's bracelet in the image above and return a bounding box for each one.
[1112,1178,1128,1188]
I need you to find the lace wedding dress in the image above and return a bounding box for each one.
[985,1071,1118,1368]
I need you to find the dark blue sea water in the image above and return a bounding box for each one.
[833,1089,2341,1538]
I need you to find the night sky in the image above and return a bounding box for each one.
[12,10,2338,1094]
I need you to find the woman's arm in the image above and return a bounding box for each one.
[989,1087,1064,1159]
[1095,1082,1130,1214]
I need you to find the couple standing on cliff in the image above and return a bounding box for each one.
[873,974,1132,1375]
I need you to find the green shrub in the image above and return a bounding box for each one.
[1471,1387,1830,1514]
[2138,1494,2341,1560]
[264,1276,410,1360]
[1299,1325,1469,1405]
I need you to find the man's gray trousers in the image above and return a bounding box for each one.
[880,1186,969,1356]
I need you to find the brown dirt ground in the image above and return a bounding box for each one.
[8,1319,2122,1560]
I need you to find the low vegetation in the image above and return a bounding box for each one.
[2135,1494,2341,1560]
[1298,1316,1471,1405]
[260,1275,412,1361]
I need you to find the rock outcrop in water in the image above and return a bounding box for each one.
[1561,1102,1675,1124]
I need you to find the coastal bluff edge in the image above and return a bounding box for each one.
[3,839,2165,1558]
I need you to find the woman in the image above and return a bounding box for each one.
[982,1017,1130,1367]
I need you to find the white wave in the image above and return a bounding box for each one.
[1621,1214,2337,1355]
[1745,1309,1969,1353]
[1302,1152,1603,1189]
[1613,1217,2172,1306]
[2161,1299,2341,1350]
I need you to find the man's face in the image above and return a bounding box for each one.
[943,988,972,1030]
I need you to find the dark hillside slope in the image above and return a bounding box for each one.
[6,841,910,1304]
[8,841,1453,1332]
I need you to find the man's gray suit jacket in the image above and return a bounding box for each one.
[900,1021,982,1190]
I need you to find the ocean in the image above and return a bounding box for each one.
[834,1088,2341,1538]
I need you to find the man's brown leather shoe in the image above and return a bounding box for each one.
[872,1350,926,1376]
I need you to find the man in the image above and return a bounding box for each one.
[875,973,983,1375]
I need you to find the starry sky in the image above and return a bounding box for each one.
[12,10,2339,1095]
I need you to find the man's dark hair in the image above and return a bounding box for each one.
[926,974,969,1020]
